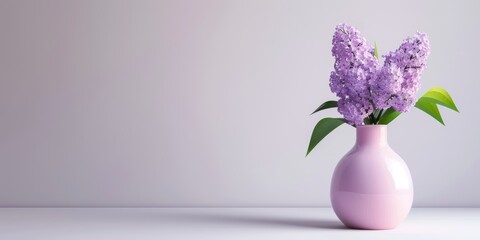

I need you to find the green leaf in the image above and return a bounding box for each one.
[311,100,338,115]
[415,98,444,125]
[374,42,379,59]
[378,108,402,125]
[306,118,345,156]
[420,87,459,112]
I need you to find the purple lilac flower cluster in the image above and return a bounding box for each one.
[329,24,430,125]
[371,32,430,112]
[329,24,379,125]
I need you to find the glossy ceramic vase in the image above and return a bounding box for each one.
[331,125,413,230]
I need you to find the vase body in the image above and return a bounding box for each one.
[331,125,413,230]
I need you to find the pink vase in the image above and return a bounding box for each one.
[331,125,413,230]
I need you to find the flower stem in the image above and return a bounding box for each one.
[369,113,375,125]
[376,109,384,124]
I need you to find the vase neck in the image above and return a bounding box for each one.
[356,125,388,146]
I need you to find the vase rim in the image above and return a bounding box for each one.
[357,124,387,128]
[355,124,388,145]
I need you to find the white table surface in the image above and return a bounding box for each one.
[0,208,478,239]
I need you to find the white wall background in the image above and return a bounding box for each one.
[0,0,478,207]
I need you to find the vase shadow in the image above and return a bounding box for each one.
[205,215,346,230]
[162,211,348,230]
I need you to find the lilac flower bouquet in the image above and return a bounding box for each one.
[307,24,459,155]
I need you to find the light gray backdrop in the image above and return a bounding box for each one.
[0,0,478,207]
